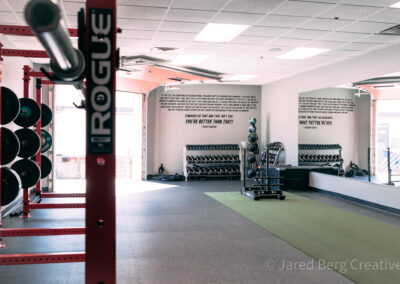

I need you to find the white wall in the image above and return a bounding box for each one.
[355,95,371,170]
[262,42,400,165]
[147,84,261,174]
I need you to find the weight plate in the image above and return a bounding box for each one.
[11,159,41,188]
[15,128,41,158]
[1,86,20,125]
[41,129,52,153]
[31,154,52,179]
[1,127,20,165]
[14,98,41,127]
[41,104,52,127]
[1,167,22,206]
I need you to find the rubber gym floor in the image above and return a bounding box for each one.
[1,180,399,284]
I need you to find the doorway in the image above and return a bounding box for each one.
[54,86,144,191]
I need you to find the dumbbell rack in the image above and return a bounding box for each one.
[241,148,286,200]
[298,144,344,175]
[183,144,242,181]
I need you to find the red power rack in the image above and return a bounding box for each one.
[0,0,117,282]
[21,66,86,218]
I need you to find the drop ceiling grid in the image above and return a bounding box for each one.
[1,0,400,84]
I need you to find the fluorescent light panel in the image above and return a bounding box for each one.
[390,1,400,8]
[195,23,249,42]
[277,47,329,60]
[172,54,208,65]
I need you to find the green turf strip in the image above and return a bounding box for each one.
[205,192,400,284]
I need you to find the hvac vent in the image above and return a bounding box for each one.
[379,24,400,36]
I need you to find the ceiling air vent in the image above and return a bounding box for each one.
[378,24,400,36]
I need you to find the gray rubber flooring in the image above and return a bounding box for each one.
[2,180,395,284]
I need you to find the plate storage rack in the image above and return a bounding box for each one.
[183,144,242,181]
[298,144,344,175]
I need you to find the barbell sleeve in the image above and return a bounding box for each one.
[24,0,85,82]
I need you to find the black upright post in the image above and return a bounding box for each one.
[388,147,392,185]
[367,147,371,182]
[243,148,246,189]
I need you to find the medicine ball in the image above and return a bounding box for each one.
[248,133,258,143]
[247,169,256,178]
[248,124,256,133]
[247,154,256,164]
[249,117,256,125]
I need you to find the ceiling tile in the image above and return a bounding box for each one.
[154,31,197,41]
[172,0,228,11]
[118,38,151,47]
[118,0,171,7]
[151,40,192,48]
[339,21,395,33]
[186,42,226,50]
[258,14,308,28]
[319,5,383,20]
[319,31,369,41]
[341,0,399,7]
[305,40,347,49]
[298,0,341,3]
[300,17,354,31]
[159,21,206,33]
[356,34,400,44]
[223,0,284,14]
[0,11,20,24]
[5,0,29,12]
[272,1,335,17]
[243,26,291,37]
[269,37,312,47]
[363,8,400,24]
[319,49,361,57]
[117,18,161,30]
[118,5,167,20]
[212,12,265,25]
[119,29,156,39]
[284,28,329,40]
[231,35,273,45]
[165,9,216,23]
[66,15,78,27]
[341,42,385,51]
[220,43,260,51]
[62,2,85,16]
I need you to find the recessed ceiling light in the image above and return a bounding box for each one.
[223,74,257,81]
[172,54,208,65]
[194,23,249,42]
[390,1,400,8]
[277,47,329,60]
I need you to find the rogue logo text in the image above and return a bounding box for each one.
[87,8,114,154]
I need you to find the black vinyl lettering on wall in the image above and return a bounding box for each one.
[160,94,258,112]
[298,97,355,129]
[160,94,258,128]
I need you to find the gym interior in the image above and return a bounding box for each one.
[1,0,400,283]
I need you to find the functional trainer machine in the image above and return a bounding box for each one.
[241,118,285,201]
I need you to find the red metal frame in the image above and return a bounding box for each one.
[22,66,31,218]
[29,203,85,209]
[2,49,48,58]
[0,228,85,237]
[35,79,42,195]
[85,1,117,283]
[0,43,4,248]
[41,193,86,198]
[0,252,85,265]
[0,25,78,37]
